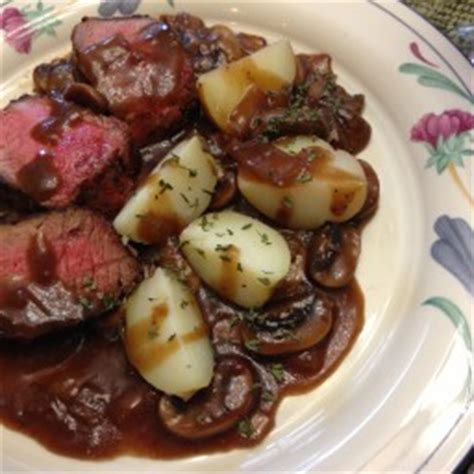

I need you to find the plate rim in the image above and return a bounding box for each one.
[0,0,472,472]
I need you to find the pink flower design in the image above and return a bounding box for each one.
[0,7,33,54]
[411,109,474,147]
[409,42,438,68]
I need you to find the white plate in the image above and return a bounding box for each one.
[1,0,472,471]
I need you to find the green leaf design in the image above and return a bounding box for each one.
[21,1,62,39]
[399,63,474,104]
[424,297,472,352]
[424,296,472,396]
[426,133,472,174]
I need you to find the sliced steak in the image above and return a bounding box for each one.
[72,17,195,145]
[0,94,134,214]
[72,16,154,51]
[0,208,141,339]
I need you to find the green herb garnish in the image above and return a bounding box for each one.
[282,196,293,209]
[245,339,260,352]
[237,418,254,439]
[215,244,232,252]
[270,363,285,383]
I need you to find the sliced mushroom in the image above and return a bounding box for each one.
[208,168,237,210]
[236,32,267,55]
[270,232,313,304]
[63,82,109,113]
[158,357,254,439]
[241,293,333,355]
[307,224,361,288]
[356,160,380,222]
[33,58,76,96]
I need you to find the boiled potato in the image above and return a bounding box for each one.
[237,136,368,229]
[179,211,291,309]
[114,136,218,244]
[197,40,296,133]
[124,267,214,400]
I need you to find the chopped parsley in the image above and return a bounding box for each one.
[237,418,254,439]
[296,170,312,183]
[241,223,253,230]
[78,297,93,310]
[229,314,243,328]
[215,244,232,252]
[274,327,298,341]
[179,192,190,205]
[219,255,231,262]
[82,276,96,290]
[237,262,243,272]
[258,232,272,246]
[103,294,118,311]
[179,239,190,249]
[180,300,189,309]
[257,277,271,286]
[158,179,173,194]
[180,192,199,209]
[282,196,293,209]
[195,248,206,259]
[199,215,214,231]
[167,333,177,342]
[270,363,285,383]
[148,327,159,339]
[244,339,260,352]
[262,390,275,403]
[245,309,267,326]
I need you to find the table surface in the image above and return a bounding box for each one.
[402,0,474,63]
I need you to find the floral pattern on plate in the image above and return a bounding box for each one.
[0,0,62,54]
[401,42,473,396]
[97,0,174,17]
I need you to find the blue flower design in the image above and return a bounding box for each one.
[431,215,474,295]
[98,0,141,17]
[98,0,174,17]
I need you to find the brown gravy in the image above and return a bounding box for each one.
[17,98,86,202]
[16,150,61,202]
[0,280,363,459]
